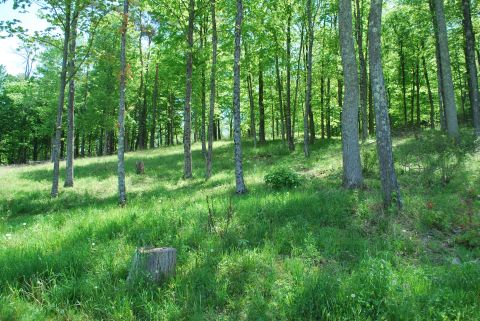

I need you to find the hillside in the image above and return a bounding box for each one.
[1,134,479,320]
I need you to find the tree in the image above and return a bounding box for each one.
[432,0,459,137]
[368,0,402,209]
[339,0,363,189]
[51,0,72,198]
[233,0,246,194]
[461,0,480,136]
[206,0,217,179]
[117,0,129,206]
[183,0,194,179]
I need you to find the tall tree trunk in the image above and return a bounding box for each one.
[355,0,368,140]
[422,55,435,129]
[117,0,129,205]
[233,0,246,194]
[274,47,285,143]
[258,65,266,143]
[410,65,415,126]
[462,0,480,136]
[339,0,363,188]
[150,64,159,148]
[416,58,421,127]
[320,74,325,139]
[368,72,375,134]
[292,24,304,141]
[51,2,71,198]
[65,9,78,188]
[326,77,331,139]
[433,0,459,137]
[206,0,217,179]
[304,0,313,157]
[183,0,195,179]
[399,43,408,126]
[368,0,402,209]
[285,8,294,151]
[429,0,447,131]
[200,19,207,155]
[244,43,256,147]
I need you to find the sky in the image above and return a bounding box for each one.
[0,0,48,76]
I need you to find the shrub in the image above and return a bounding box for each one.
[264,167,301,189]
[362,148,378,176]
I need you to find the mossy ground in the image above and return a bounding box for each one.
[0,132,479,320]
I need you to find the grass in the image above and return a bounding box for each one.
[0,132,479,320]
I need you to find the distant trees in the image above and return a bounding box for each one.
[2,0,480,204]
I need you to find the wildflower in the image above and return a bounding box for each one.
[351,293,356,298]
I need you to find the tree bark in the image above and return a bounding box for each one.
[258,65,266,143]
[422,54,435,129]
[64,8,78,188]
[233,0,246,194]
[206,0,217,179]
[304,0,313,157]
[355,0,368,140]
[285,8,294,151]
[339,0,363,188]
[127,247,176,285]
[368,0,402,209]
[433,0,459,137]
[117,0,129,206]
[200,19,207,155]
[183,0,195,179]
[462,0,480,136]
[51,1,71,198]
[150,64,159,149]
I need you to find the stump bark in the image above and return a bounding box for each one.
[135,161,145,174]
[127,247,176,285]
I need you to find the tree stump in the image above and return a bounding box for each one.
[127,247,176,285]
[135,161,145,174]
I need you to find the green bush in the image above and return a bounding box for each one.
[362,148,378,176]
[264,167,301,189]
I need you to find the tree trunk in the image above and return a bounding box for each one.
[304,0,313,157]
[399,43,407,126]
[355,0,368,140]
[422,54,435,129]
[368,0,402,209]
[416,58,421,127]
[117,0,129,205]
[326,77,331,139]
[339,0,363,189]
[233,0,246,194]
[200,19,207,156]
[244,43,256,147]
[183,0,195,179]
[258,65,266,143]
[274,47,285,143]
[462,0,480,136]
[293,24,304,141]
[285,8,294,151]
[206,0,217,179]
[433,0,459,137]
[127,247,176,285]
[429,0,447,131]
[150,64,159,149]
[51,3,71,198]
[65,10,79,188]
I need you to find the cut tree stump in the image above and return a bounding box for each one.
[135,161,145,174]
[127,247,176,285]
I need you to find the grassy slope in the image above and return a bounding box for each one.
[0,134,479,320]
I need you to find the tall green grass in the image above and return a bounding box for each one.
[0,133,479,320]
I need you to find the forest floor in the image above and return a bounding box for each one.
[0,131,479,320]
